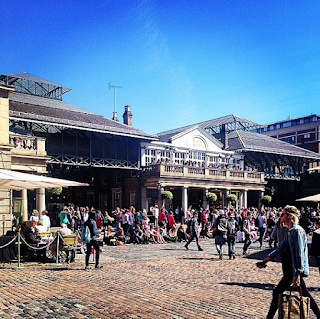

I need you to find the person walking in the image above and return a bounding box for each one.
[310,218,320,278]
[257,205,320,319]
[84,211,103,270]
[227,212,238,259]
[185,211,203,251]
[214,210,228,260]
[243,212,253,255]
[257,211,267,249]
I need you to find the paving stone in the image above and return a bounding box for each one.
[0,240,319,318]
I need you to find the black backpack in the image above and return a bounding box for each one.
[228,220,237,237]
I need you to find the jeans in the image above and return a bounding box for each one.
[227,236,236,257]
[243,233,252,253]
[85,240,100,267]
[267,272,320,319]
[186,232,201,249]
[215,235,225,254]
[258,226,266,246]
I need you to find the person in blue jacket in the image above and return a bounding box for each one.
[258,205,320,319]
[84,211,103,270]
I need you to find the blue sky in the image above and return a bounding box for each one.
[2,1,320,133]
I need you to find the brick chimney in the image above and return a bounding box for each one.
[221,123,229,149]
[123,105,132,126]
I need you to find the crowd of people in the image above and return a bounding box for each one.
[18,204,320,267]
[16,202,320,317]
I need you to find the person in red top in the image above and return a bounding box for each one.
[167,211,176,230]
[158,207,167,227]
[200,209,207,235]
[95,210,103,229]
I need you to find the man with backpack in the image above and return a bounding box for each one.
[214,210,228,260]
[227,211,239,259]
[185,210,203,251]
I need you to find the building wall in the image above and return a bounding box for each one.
[0,85,14,235]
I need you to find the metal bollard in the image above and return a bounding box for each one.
[13,232,24,270]
[51,233,62,267]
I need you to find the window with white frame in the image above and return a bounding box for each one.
[174,152,185,164]
[145,149,156,165]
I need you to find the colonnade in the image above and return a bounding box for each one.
[21,187,46,221]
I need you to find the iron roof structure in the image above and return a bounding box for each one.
[158,114,265,141]
[158,114,320,161]
[228,130,320,160]
[6,72,156,140]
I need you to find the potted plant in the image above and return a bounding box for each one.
[47,186,63,196]
[227,194,237,203]
[206,192,217,203]
[261,195,272,206]
[161,191,173,201]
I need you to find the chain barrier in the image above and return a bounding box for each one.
[57,231,78,249]
[0,234,18,249]
[20,234,54,251]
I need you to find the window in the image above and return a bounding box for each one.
[303,133,311,143]
[284,136,295,144]
[144,148,156,165]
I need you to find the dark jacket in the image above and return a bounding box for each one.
[310,229,320,257]
[227,218,239,237]
[215,215,228,236]
[23,227,41,245]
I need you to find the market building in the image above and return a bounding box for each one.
[149,115,320,208]
[1,72,320,222]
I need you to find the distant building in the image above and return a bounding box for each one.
[255,114,320,155]
[254,114,320,199]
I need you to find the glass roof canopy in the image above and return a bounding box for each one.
[0,72,71,101]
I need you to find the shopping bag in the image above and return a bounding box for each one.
[278,286,310,319]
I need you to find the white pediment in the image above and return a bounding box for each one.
[170,127,223,152]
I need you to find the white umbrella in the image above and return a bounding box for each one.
[296,194,320,202]
[307,166,320,172]
[0,169,88,190]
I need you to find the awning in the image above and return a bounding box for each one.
[296,194,320,202]
[0,169,88,190]
[307,166,320,172]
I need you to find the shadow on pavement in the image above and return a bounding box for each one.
[220,282,275,290]
[179,256,215,261]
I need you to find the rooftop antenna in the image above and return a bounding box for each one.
[108,82,122,122]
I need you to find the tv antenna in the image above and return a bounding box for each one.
[108,82,122,122]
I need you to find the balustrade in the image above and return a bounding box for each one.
[142,164,264,183]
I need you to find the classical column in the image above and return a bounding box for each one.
[223,189,230,208]
[22,189,28,222]
[240,189,248,209]
[140,186,147,211]
[181,187,188,216]
[36,188,46,214]
[258,190,264,211]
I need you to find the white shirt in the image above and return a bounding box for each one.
[40,215,51,231]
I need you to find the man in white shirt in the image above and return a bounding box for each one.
[40,210,51,231]
[150,205,159,227]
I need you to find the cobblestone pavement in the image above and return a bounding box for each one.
[1,239,320,319]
